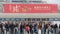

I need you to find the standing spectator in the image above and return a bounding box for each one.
[20,23,24,34]
[50,25,54,34]
[46,24,53,34]
[14,23,18,34]
[1,23,4,34]
[25,24,30,34]
[44,24,48,34]
[38,23,42,34]
[9,23,15,34]
[54,24,58,34]
[29,23,33,34]
[33,23,38,34]
[58,24,60,34]
[5,22,9,34]
[0,23,3,34]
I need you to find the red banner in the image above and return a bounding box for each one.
[4,4,58,13]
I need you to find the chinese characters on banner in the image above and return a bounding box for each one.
[4,4,58,13]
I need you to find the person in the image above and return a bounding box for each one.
[46,24,53,34]
[1,22,6,34]
[9,23,15,34]
[44,24,48,34]
[5,22,9,34]
[20,23,24,34]
[38,23,42,34]
[0,23,3,34]
[29,23,33,34]
[54,24,58,34]
[58,24,60,34]
[50,25,54,34]
[14,23,18,34]
[25,24,30,34]
[33,23,38,34]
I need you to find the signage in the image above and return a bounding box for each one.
[4,4,58,13]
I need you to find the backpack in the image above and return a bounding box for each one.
[25,26,30,31]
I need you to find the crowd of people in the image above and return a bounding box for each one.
[0,21,60,34]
